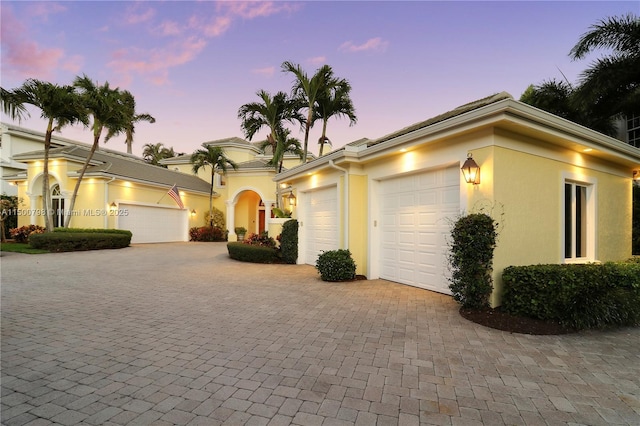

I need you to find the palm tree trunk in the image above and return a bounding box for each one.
[209,170,215,227]
[319,119,329,157]
[65,133,100,228]
[302,110,312,163]
[42,119,54,232]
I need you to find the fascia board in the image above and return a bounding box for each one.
[67,171,214,196]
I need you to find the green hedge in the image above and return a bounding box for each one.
[29,232,131,252]
[53,227,132,237]
[227,242,280,263]
[502,262,640,330]
[280,219,298,264]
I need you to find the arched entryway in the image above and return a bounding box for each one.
[226,187,275,241]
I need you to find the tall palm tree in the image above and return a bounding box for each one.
[1,80,87,231]
[238,89,302,170]
[1,87,28,121]
[65,75,128,227]
[281,61,336,162]
[142,142,180,167]
[315,80,357,156]
[121,90,155,154]
[191,144,237,226]
[570,13,640,119]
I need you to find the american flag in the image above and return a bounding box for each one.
[167,184,184,209]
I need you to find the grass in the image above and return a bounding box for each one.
[0,242,50,254]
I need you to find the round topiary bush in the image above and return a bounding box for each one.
[316,249,356,282]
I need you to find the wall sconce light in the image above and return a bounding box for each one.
[109,202,117,210]
[190,209,196,216]
[633,171,640,181]
[461,153,480,185]
[287,191,297,207]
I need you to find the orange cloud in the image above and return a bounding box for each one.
[0,6,65,80]
[339,37,389,53]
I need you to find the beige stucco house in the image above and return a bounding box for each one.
[3,124,307,243]
[274,93,640,306]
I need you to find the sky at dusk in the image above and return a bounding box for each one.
[1,1,637,158]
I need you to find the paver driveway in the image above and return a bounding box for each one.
[1,242,639,425]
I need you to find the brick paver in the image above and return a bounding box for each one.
[2,242,639,425]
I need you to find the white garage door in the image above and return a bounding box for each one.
[118,203,188,244]
[303,186,338,265]
[380,166,460,294]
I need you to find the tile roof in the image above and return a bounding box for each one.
[13,145,212,194]
[367,92,514,147]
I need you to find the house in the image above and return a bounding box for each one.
[274,93,640,306]
[3,124,308,243]
[161,137,309,241]
[3,124,212,243]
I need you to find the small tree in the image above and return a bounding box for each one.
[448,213,498,309]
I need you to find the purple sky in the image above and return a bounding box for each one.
[1,1,636,157]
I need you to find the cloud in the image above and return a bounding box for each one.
[61,54,84,73]
[252,66,275,77]
[157,20,181,36]
[124,4,156,25]
[202,16,232,37]
[107,37,207,86]
[0,6,65,80]
[339,37,389,53]
[217,1,300,20]
[307,56,327,65]
[26,2,66,20]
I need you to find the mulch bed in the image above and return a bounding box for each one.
[460,307,576,335]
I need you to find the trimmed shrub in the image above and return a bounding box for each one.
[189,226,226,242]
[448,213,498,309]
[502,262,640,330]
[10,225,46,243]
[633,184,639,255]
[280,219,298,264]
[53,228,132,236]
[316,249,356,282]
[227,242,279,263]
[29,232,131,252]
[205,207,226,229]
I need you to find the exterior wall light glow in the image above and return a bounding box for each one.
[109,202,117,210]
[461,153,480,185]
[287,191,297,206]
[190,209,196,216]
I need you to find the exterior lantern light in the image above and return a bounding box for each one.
[461,153,480,185]
[190,209,196,216]
[109,202,117,210]
[634,171,639,181]
[287,191,297,207]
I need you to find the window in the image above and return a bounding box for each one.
[627,114,640,148]
[563,179,594,261]
[51,184,65,228]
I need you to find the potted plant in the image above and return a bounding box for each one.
[234,226,247,241]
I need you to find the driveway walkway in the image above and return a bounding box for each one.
[2,243,639,425]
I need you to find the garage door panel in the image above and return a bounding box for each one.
[304,186,339,265]
[118,204,188,244]
[379,166,459,294]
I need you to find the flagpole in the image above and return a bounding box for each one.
[157,183,176,204]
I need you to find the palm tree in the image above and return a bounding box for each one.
[315,80,357,156]
[142,142,180,167]
[281,61,337,162]
[191,144,237,226]
[65,75,128,227]
[121,90,155,154]
[1,87,28,121]
[257,128,303,173]
[1,80,87,231]
[238,89,302,170]
[570,13,640,119]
